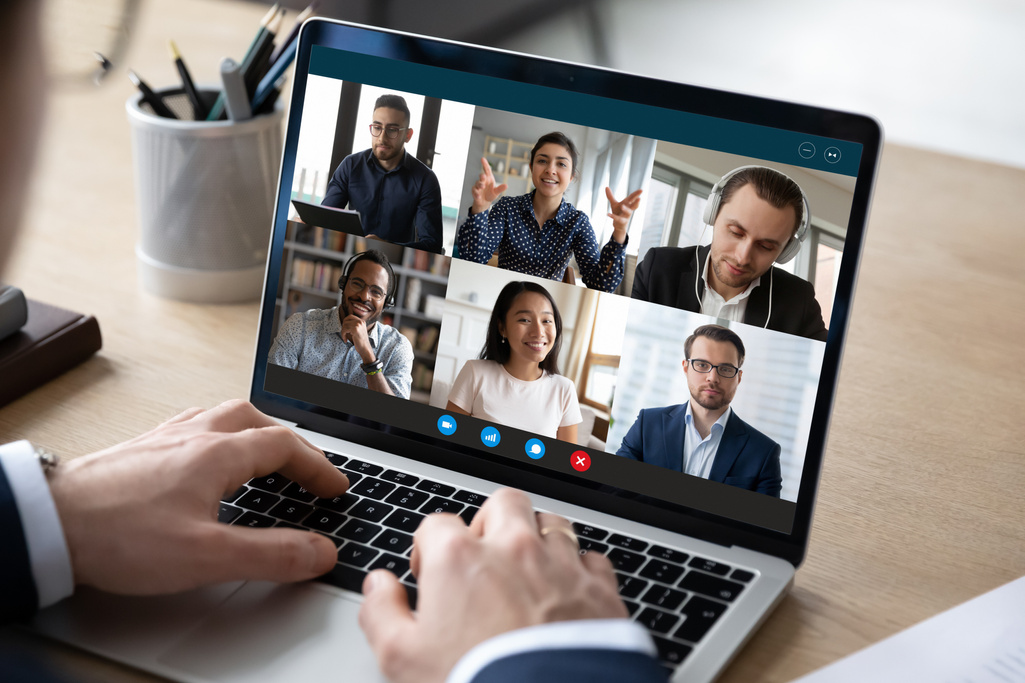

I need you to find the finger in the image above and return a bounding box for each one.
[182,399,325,460]
[161,406,206,428]
[481,157,494,180]
[494,182,508,196]
[467,488,537,540]
[205,524,338,584]
[536,512,579,556]
[410,511,468,579]
[214,426,347,499]
[604,185,618,206]
[579,545,618,581]
[359,570,416,672]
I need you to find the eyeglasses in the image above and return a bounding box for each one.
[369,124,407,140]
[348,277,387,302]
[687,359,740,378]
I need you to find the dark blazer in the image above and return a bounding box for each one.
[470,647,667,683]
[617,404,782,497]
[632,245,828,342]
[1,462,39,622]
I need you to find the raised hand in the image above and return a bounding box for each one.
[470,157,509,214]
[606,187,643,243]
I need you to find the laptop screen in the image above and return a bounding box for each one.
[253,19,880,557]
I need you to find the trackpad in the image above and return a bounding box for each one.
[159,581,386,683]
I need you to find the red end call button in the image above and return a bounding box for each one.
[571,450,591,472]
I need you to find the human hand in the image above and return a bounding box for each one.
[470,157,508,214]
[340,314,373,360]
[606,186,643,243]
[49,399,349,595]
[359,488,626,683]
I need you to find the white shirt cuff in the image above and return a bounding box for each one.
[0,440,75,608]
[446,619,655,683]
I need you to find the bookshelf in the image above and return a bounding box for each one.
[275,220,449,404]
[483,135,534,195]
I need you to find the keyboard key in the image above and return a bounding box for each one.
[623,600,641,616]
[282,482,316,503]
[652,636,692,667]
[337,543,379,568]
[641,585,688,611]
[325,451,348,467]
[616,573,649,599]
[316,493,359,513]
[648,545,689,565]
[453,490,487,506]
[458,506,479,525]
[351,478,397,500]
[380,469,419,486]
[608,534,649,552]
[233,511,274,528]
[415,479,455,497]
[403,571,417,586]
[372,529,414,554]
[636,607,679,634]
[342,471,363,487]
[383,510,425,534]
[320,564,366,593]
[688,556,731,576]
[268,499,314,524]
[274,521,305,531]
[343,459,384,477]
[221,486,246,503]
[579,539,609,554]
[304,509,346,534]
[218,503,242,524]
[368,553,410,577]
[248,473,290,493]
[675,596,727,643]
[639,559,685,585]
[679,572,744,602]
[730,569,755,583]
[419,497,464,515]
[349,499,394,523]
[572,523,609,541]
[338,519,382,543]
[384,487,430,510]
[236,489,280,513]
[608,548,645,573]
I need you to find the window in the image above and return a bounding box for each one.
[579,295,630,409]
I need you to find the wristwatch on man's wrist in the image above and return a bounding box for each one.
[361,358,384,376]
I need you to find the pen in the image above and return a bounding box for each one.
[128,69,177,119]
[250,35,296,113]
[169,40,207,120]
[243,7,285,97]
[268,1,319,66]
[220,57,252,122]
[206,3,280,121]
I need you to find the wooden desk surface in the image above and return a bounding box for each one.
[2,0,1024,681]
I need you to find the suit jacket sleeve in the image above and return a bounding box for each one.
[797,279,828,342]
[468,648,667,683]
[616,410,646,461]
[0,455,40,622]
[631,249,654,301]
[756,440,783,498]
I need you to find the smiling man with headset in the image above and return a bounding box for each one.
[631,166,828,342]
[268,249,414,398]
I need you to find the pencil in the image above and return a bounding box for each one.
[206,3,280,121]
[128,69,176,119]
[169,40,207,120]
[268,1,319,66]
[243,7,285,97]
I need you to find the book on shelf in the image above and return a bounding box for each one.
[405,277,422,312]
[398,326,418,349]
[411,361,434,392]
[416,325,439,354]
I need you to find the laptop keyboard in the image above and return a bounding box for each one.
[218,450,755,671]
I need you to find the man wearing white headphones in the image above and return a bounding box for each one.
[632,166,828,342]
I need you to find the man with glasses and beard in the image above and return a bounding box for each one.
[269,249,413,398]
[616,324,782,497]
[321,94,444,254]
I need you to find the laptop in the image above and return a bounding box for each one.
[291,199,365,236]
[30,17,881,683]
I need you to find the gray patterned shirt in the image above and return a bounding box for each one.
[268,306,413,399]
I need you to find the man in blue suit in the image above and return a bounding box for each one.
[617,324,782,497]
[0,3,663,681]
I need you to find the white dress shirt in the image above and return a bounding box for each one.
[699,249,759,322]
[683,403,733,479]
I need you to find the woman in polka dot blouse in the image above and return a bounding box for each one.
[456,132,643,293]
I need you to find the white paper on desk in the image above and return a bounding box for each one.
[792,575,1025,683]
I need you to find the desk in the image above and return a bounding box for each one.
[2,0,1025,681]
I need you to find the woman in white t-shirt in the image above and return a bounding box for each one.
[446,281,582,442]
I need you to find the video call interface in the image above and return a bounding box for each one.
[263,44,861,534]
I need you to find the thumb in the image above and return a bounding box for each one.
[359,569,416,656]
[495,182,508,195]
[213,525,338,583]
